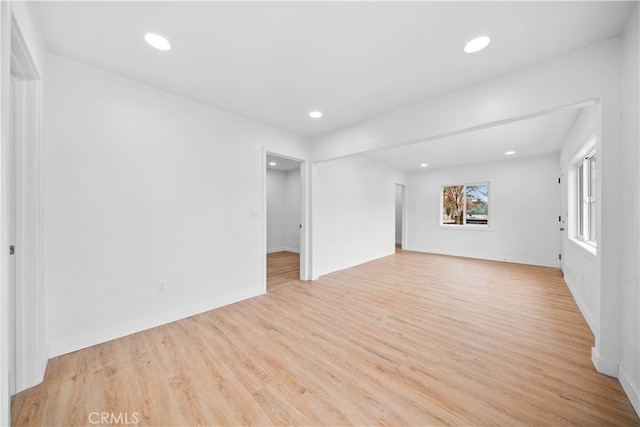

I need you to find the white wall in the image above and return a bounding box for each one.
[406,154,560,267]
[619,4,639,415]
[559,105,599,335]
[266,168,301,253]
[43,53,308,357]
[312,155,404,278]
[267,169,287,252]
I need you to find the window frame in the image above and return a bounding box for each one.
[439,181,491,229]
[570,134,597,252]
[577,149,597,246]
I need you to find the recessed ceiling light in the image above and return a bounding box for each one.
[269,162,277,166]
[464,36,490,53]
[420,163,428,167]
[145,33,171,51]
[309,111,323,119]
[505,151,516,155]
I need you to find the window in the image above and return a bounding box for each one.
[441,183,489,226]
[577,150,596,244]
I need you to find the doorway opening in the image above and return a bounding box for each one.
[559,163,566,272]
[265,154,303,291]
[5,13,44,398]
[395,184,406,252]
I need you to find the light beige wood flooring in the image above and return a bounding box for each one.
[12,250,640,426]
[267,251,299,291]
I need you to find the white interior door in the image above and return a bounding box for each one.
[559,165,566,271]
[8,74,17,395]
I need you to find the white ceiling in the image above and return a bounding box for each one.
[267,154,301,172]
[362,107,581,171]
[34,1,634,138]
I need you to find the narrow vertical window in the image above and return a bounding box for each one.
[589,154,596,242]
[577,150,596,245]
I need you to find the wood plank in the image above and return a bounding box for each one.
[267,251,299,291]
[12,250,640,426]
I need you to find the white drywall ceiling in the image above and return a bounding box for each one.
[362,107,581,171]
[34,1,633,137]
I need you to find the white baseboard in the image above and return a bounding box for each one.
[14,345,49,394]
[591,349,640,417]
[28,346,48,391]
[41,346,49,380]
[48,287,264,358]
[591,346,619,377]
[403,246,559,268]
[267,247,300,254]
[563,274,597,335]
[25,345,49,392]
[619,365,640,417]
[315,249,395,279]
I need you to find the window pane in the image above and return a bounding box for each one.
[578,163,584,237]
[589,155,596,241]
[465,184,489,225]
[442,185,464,225]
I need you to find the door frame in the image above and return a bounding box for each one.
[7,71,16,398]
[559,163,566,271]
[262,149,309,291]
[395,183,407,250]
[4,12,44,398]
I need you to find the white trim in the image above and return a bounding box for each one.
[569,236,597,256]
[591,346,619,377]
[1,2,11,421]
[261,147,267,293]
[48,287,264,358]
[395,183,407,249]
[571,134,597,245]
[588,348,639,418]
[308,162,316,280]
[563,274,597,335]
[264,150,309,282]
[571,133,597,164]
[40,346,48,380]
[437,224,495,232]
[267,247,300,254]
[403,184,408,248]
[8,15,44,394]
[9,15,39,80]
[404,246,559,268]
[559,161,566,272]
[619,365,640,417]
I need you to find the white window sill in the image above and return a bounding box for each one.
[569,237,597,256]
[438,224,494,232]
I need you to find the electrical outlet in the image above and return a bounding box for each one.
[158,280,167,293]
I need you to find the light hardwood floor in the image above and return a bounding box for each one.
[12,250,640,426]
[267,251,300,291]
